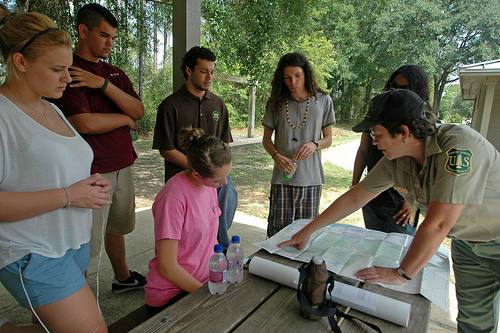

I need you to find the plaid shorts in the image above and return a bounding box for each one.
[267,184,322,237]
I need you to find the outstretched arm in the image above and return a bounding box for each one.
[278,184,378,249]
[355,201,462,284]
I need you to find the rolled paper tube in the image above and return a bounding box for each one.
[249,256,411,327]
[327,282,411,327]
[248,256,300,289]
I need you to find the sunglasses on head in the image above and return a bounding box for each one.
[390,81,410,90]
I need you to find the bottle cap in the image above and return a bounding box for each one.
[214,244,223,253]
[312,256,324,265]
[231,235,240,243]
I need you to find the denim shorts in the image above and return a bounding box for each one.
[0,243,90,308]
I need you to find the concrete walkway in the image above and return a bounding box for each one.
[0,137,457,332]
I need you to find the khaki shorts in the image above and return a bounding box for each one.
[90,166,136,258]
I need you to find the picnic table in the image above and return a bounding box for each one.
[130,250,430,332]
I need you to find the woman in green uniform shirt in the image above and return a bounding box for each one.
[280,89,500,333]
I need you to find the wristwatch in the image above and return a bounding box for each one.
[397,267,412,280]
[311,140,319,148]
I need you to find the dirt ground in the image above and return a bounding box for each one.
[132,139,166,208]
[132,133,264,211]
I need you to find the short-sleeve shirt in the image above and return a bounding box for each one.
[0,95,93,268]
[152,85,233,181]
[144,172,220,306]
[362,123,500,242]
[51,54,139,174]
[364,132,404,207]
[262,92,335,186]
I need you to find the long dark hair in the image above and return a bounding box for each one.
[267,52,325,116]
[178,127,231,178]
[383,64,430,103]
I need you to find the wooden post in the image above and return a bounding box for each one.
[247,83,256,138]
[172,0,200,92]
[215,73,257,138]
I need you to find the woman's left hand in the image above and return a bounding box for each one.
[355,266,407,285]
[294,141,316,161]
[394,200,412,226]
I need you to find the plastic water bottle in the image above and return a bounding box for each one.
[227,236,244,283]
[208,244,227,295]
[282,159,298,180]
[130,129,138,141]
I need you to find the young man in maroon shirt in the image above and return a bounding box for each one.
[53,3,146,293]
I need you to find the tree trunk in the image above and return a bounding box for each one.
[137,0,145,99]
[153,4,158,73]
[163,24,169,77]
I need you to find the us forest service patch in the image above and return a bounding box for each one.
[212,111,220,121]
[445,148,473,176]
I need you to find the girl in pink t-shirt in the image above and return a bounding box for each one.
[145,127,232,316]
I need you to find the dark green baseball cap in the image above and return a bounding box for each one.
[352,89,425,133]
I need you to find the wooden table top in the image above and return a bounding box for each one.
[131,250,430,333]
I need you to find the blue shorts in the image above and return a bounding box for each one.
[0,243,90,308]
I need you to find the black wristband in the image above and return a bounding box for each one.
[99,78,109,92]
[311,140,319,147]
[271,151,278,158]
[397,267,412,280]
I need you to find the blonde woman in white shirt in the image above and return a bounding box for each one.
[0,5,111,332]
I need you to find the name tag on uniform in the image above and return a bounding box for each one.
[393,185,408,194]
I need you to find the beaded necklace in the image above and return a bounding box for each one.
[286,95,310,129]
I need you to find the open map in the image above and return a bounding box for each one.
[255,219,450,310]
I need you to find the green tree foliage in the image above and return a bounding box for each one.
[439,84,473,122]
[317,0,391,121]
[373,0,500,113]
[3,0,173,134]
[201,0,337,127]
[2,0,499,131]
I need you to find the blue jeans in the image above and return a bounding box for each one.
[217,175,238,250]
[362,196,415,236]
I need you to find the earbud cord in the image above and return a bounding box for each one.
[92,204,110,333]
[19,204,110,333]
[19,264,50,332]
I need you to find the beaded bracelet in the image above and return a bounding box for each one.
[99,78,109,92]
[63,187,70,209]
